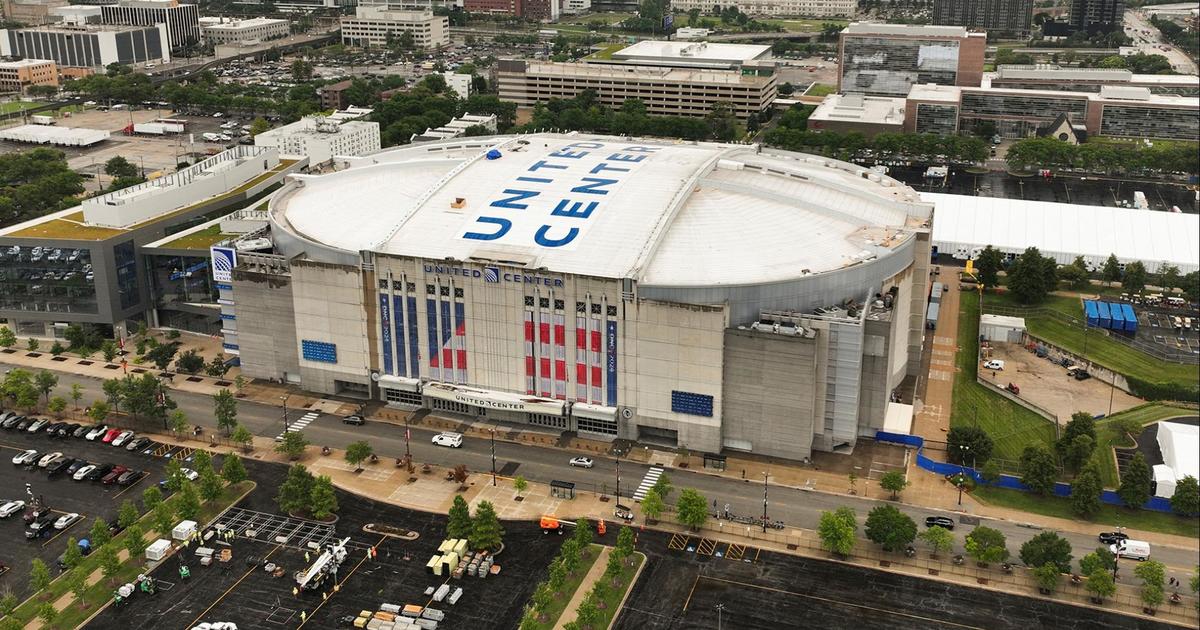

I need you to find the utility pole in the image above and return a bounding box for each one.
[490,429,496,486]
[762,472,769,533]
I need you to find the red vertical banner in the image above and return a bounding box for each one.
[539,317,552,397]
[553,313,566,400]
[575,316,588,401]
[524,311,536,395]
[590,325,603,404]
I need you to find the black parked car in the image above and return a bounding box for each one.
[44,422,67,436]
[116,469,142,486]
[85,463,114,481]
[66,459,90,475]
[26,514,55,539]
[1098,531,1129,545]
[55,423,80,438]
[47,457,77,477]
[14,417,34,431]
[72,424,91,438]
[925,516,955,530]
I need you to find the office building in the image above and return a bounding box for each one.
[0,146,302,338]
[199,17,290,45]
[0,58,58,93]
[1,0,68,25]
[903,82,1199,140]
[100,0,199,48]
[591,40,773,71]
[932,0,1033,38]
[340,4,448,50]
[1069,0,1123,34]
[254,112,381,166]
[807,93,906,137]
[985,64,1199,96]
[318,80,352,109]
[49,4,103,23]
[440,70,471,98]
[234,133,932,458]
[0,24,170,68]
[838,23,987,97]
[668,0,853,17]
[497,59,777,119]
[410,112,497,142]
[463,0,518,15]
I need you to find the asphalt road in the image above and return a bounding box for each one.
[5,362,1197,584]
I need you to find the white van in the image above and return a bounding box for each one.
[1110,539,1151,561]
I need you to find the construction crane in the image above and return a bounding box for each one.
[295,537,350,591]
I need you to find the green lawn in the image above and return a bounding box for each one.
[804,83,837,97]
[955,291,1057,464]
[763,18,847,32]
[0,101,39,115]
[1091,403,1197,487]
[982,292,1199,392]
[591,551,644,628]
[973,485,1199,539]
[525,543,602,630]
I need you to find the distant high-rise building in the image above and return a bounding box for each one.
[837,23,987,97]
[100,0,200,48]
[932,0,1033,38]
[1069,0,1124,34]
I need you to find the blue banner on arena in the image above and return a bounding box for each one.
[408,296,420,378]
[606,320,618,407]
[394,295,407,377]
[380,293,393,375]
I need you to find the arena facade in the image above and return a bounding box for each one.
[227,133,933,460]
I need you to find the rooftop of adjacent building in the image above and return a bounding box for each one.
[905,82,1200,107]
[505,60,775,86]
[810,93,906,125]
[0,158,298,242]
[144,202,269,251]
[609,40,771,64]
[842,22,983,38]
[0,58,56,68]
[106,0,193,8]
[988,64,1200,86]
[199,16,288,29]
[2,22,162,33]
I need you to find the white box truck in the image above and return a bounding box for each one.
[1110,539,1150,561]
[30,115,54,125]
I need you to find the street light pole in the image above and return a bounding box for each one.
[280,393,290,436]
[615,459,621,501]
[714,603,725,630]
[404,414,411,460]
[957,445,969,507]
[490,429,496,486]
[762,472,769,533]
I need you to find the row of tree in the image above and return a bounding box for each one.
[1004,137,1199,176]
[516,91,743,143]
[520,521,637,630]
[765,113,989,165]
[275,463,340,520]
[446,494,504,551]
[0,148,85,226]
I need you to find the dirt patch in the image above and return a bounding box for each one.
[985,342,1143,423]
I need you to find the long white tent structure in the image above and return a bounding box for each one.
[926,192,1200,274]
[0,125,109,147]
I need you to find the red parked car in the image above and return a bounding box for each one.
[101,465,128,484]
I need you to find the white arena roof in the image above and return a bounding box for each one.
[273,134,932,286]
[926,192,1200,273]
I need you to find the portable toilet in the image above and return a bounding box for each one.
[1121,303,1138,332]
[1108,302,1125,331]
[1084,300,1099,327]
[1097,301,1112,329]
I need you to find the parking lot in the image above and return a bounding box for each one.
[985,342,1144,423]
[1135,305,1200,359]
[0,418,185,597]
[86,458,565,630]
[616,530,1178,630]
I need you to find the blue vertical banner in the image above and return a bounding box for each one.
[379,293,393,375]
[393,295,407,377]
[426,298,439,381]
[407,296,420,378]
[606,320,618,407]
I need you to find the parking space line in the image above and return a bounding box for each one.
[112,472,148,498]
[41,516,85,548]
[184,543,284,630]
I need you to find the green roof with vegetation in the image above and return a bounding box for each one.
[158,224,229,250]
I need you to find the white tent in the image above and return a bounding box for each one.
[1155,422,1199,498]
[1153,464,1177,499]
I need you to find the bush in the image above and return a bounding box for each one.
[1125,375,1199,403]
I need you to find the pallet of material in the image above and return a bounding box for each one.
[374,611,396,622]
[366,619,385,630]
[447,587,463,606]
[438,539,457,553]
[414,619,438,630]
[421,608,445,622]
[489,564,500,575]
[451,539,467,556]
[402,604,424,617]
[381,603,401,614]
[433,584,450,602]
[353,617,369,628]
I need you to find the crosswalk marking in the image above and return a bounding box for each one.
[632,466,663,502]
[275,411,320,440]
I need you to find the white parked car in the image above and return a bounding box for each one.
[0,499,25,518]
[431,432,463,448]
[54,512,82,530]
[12,449,39,465]
[983,359,1005,371]
[38,452,64,468]
[111,430,135,447]
[85,425,108,441]
[569,457,594,469]
[73,465,96,481]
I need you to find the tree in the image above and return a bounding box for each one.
[221,453,248,484]
[947,425,994,466]
[169,409,189,434]
[101,340,118,362]
[152,500,175,536]
[1058,411,1097,472]
[513,475,528,498]
[48,396,67,418]
[98,545,121,582]
[1122,261,1148,295]
[275,430,310,460]
[575,594,602,629]
[205,354,230,377]
[651,472,673,502]
[1034,562,1061,594]
[616,526,635,558]
[1156,264,1180,292]
[62,536,83,570]
[1062,434,1095,474]
[88,399,110,424]
[964,526,1009,566]
[919,525,955,557]
[102,377,125,415]
[1135,560,1166,611]
[26,338,38,352]
[250,117,271,136]
[1008,247,1057,304]
[164,459,187,493]
[213,388,238,434]
[1071,463,1104,517]
[1118,451,1152,510]
[177,482,201,521]
[70,382,83,410]
[975,245,1004,289]
[675,488,708,531]
[879,470,909,500]
[1080,548,1116,576]
[176,349,205,374]
[0,326,14,348]
[230,424,254,451]
[1058,256,1090,290]
[90,517,112,548]
[981,459,1002,486]
[1019,445,1059,496]
[309,475,339,519]
[1171,475,1199,516]
[192,449,213,477]
[104,155,139,179]
[118,499,140,528]
[199,467,224,502]
[345,440,373,469]
[1019,531,1073,574]
[66,567,88,602]
[37,603,57,626]
[447,494,473,539]
[1086,568,1117,603]
[470,500,504,550]
[29,558,51,593]
[640,487,665,522]
[864,504,917,552]
[276,464,314,514]
[34,369,58,403]
[49,341,65,356]
[145,342,179,370]
[817,507,857,557]
[558,538,581,575]
[573,518,594,552]
[125,524,148,557]
[1182,271,1200,304]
